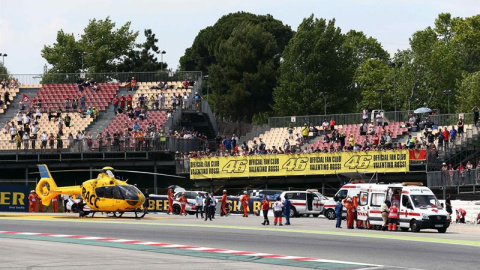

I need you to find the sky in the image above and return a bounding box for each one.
[0,0,478,75]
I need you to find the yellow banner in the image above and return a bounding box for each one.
[190,150,409,179]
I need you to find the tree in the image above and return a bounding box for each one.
[179,12,293,122]
[355,59,392,111]
[208,22,279,121]
[272,16,355,116]
[42,17,138,73]
[457,71,480,112]
[180,12,293,73]
[118,29,167,72]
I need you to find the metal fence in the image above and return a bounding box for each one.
[427,169,479,187]
[0,136,200,154]
[0,71,203,85]
[268,110,476,128]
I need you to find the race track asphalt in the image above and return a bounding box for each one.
[0,212,478,269]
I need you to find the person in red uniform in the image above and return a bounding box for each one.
[220,190,228,216]
[344,197,355,229]
[28,190,37,212]
[52,195,59,213]
[388,203,399,231]
[119,95,126,111]
[352,195,362,229]
[39,198,44,212]
[130,77,136,91]
[167,188,174,215]
[240,191,250,217]
[261,195,270,225]
[126,94,133,108]
[179,193,187,216]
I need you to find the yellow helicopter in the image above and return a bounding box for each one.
[35,164,183,218]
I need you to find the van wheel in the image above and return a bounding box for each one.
[312,214,319,218]
[290,207,297,218]
[400,227,409,232]
[324,209,336,220]
[437,228,447,233]
[410,220,421,232]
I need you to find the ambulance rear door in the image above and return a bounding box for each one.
[400,194,414,228]
[357,191,369,221]
[368,192,385,226]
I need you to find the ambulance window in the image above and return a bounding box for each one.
[359,193,368,206]
[402,195,413,209]
[336,190,348,200]
[288,193,303,200]
[371,193,385,207]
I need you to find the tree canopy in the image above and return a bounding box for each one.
[42,17,167,74]
[272,16,356,116]
[180,12,293,121]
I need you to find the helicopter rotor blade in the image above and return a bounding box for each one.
[29,169,102,174]
[113,169,185,178]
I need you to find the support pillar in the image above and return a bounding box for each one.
[154,165,158,195]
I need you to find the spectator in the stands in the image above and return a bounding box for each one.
[457,118,464,137]
[91,82,99,91]
[65,98,70,112]
[450,126,457,145]
[48,133,55,149]
[149,94,155,110]
[376,112,383,126]
[1,78,7,89]
[194,92,202,110]
[129,77,136,91]
[126,94,133,108]
[80,95,86,111]
[86,107,93,118]
[77,78,84,91]
[119,94,126,112]
[72,97,78,111]
[113,95,119,115]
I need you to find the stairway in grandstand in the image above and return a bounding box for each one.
[0,87,41,124]
[438,125,480,167]
[84,86,133,137]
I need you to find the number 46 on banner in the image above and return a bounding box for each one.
[344,155,372,169]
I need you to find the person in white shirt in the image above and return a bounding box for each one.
[362,108,369,122]
[40,131,48,151]
[195,193,204,219]
[272,197,284,226]
[9,125,17,140]
[35,108,41,120]
[61,194,70,213]
[22,133,30,150]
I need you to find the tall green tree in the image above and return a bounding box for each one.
[118,29,167,72]
[208,22,279,121]
[42,17,138,73]
[180,12,293,122]
[272,16,355,116]
[457,71,480,112]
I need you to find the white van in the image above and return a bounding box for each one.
[280,189,328,217]
[356,183,450,233]
[322,183,370,220]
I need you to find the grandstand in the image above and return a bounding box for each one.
[128,81,193,109]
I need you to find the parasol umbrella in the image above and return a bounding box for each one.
[414,107,432,114]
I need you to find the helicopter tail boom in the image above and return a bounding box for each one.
[35,164,80,206]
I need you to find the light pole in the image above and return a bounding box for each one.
[443,89,452,114]
[0,53,7,65]
[319,92,327,115]
[388,61,403,121]
[376,89,385,110]
[80,52,86,72]
[160,50,166,71]
[203,75,209,102]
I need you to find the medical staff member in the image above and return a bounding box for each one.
[220,190,228,216]
[388,203,399,231]
[167,188,174,215]
[179,193,187,216]
[240,191,250,217]
[335,199,343,228]
[28,190,38,212]
[52,195,59,213]
[344,197,355,229]
[261,195,270,225]
[283,195,291,225]
[62,194,69,213]
[272,197,283,226]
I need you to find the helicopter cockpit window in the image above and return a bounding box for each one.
[113,186,123,200]
[106,170,115,178]
[95,186,114,198]
[117,185,140,200]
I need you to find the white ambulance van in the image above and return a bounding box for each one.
[356,183,450,233]
[280,189,328,218]
[322,183,370,220]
